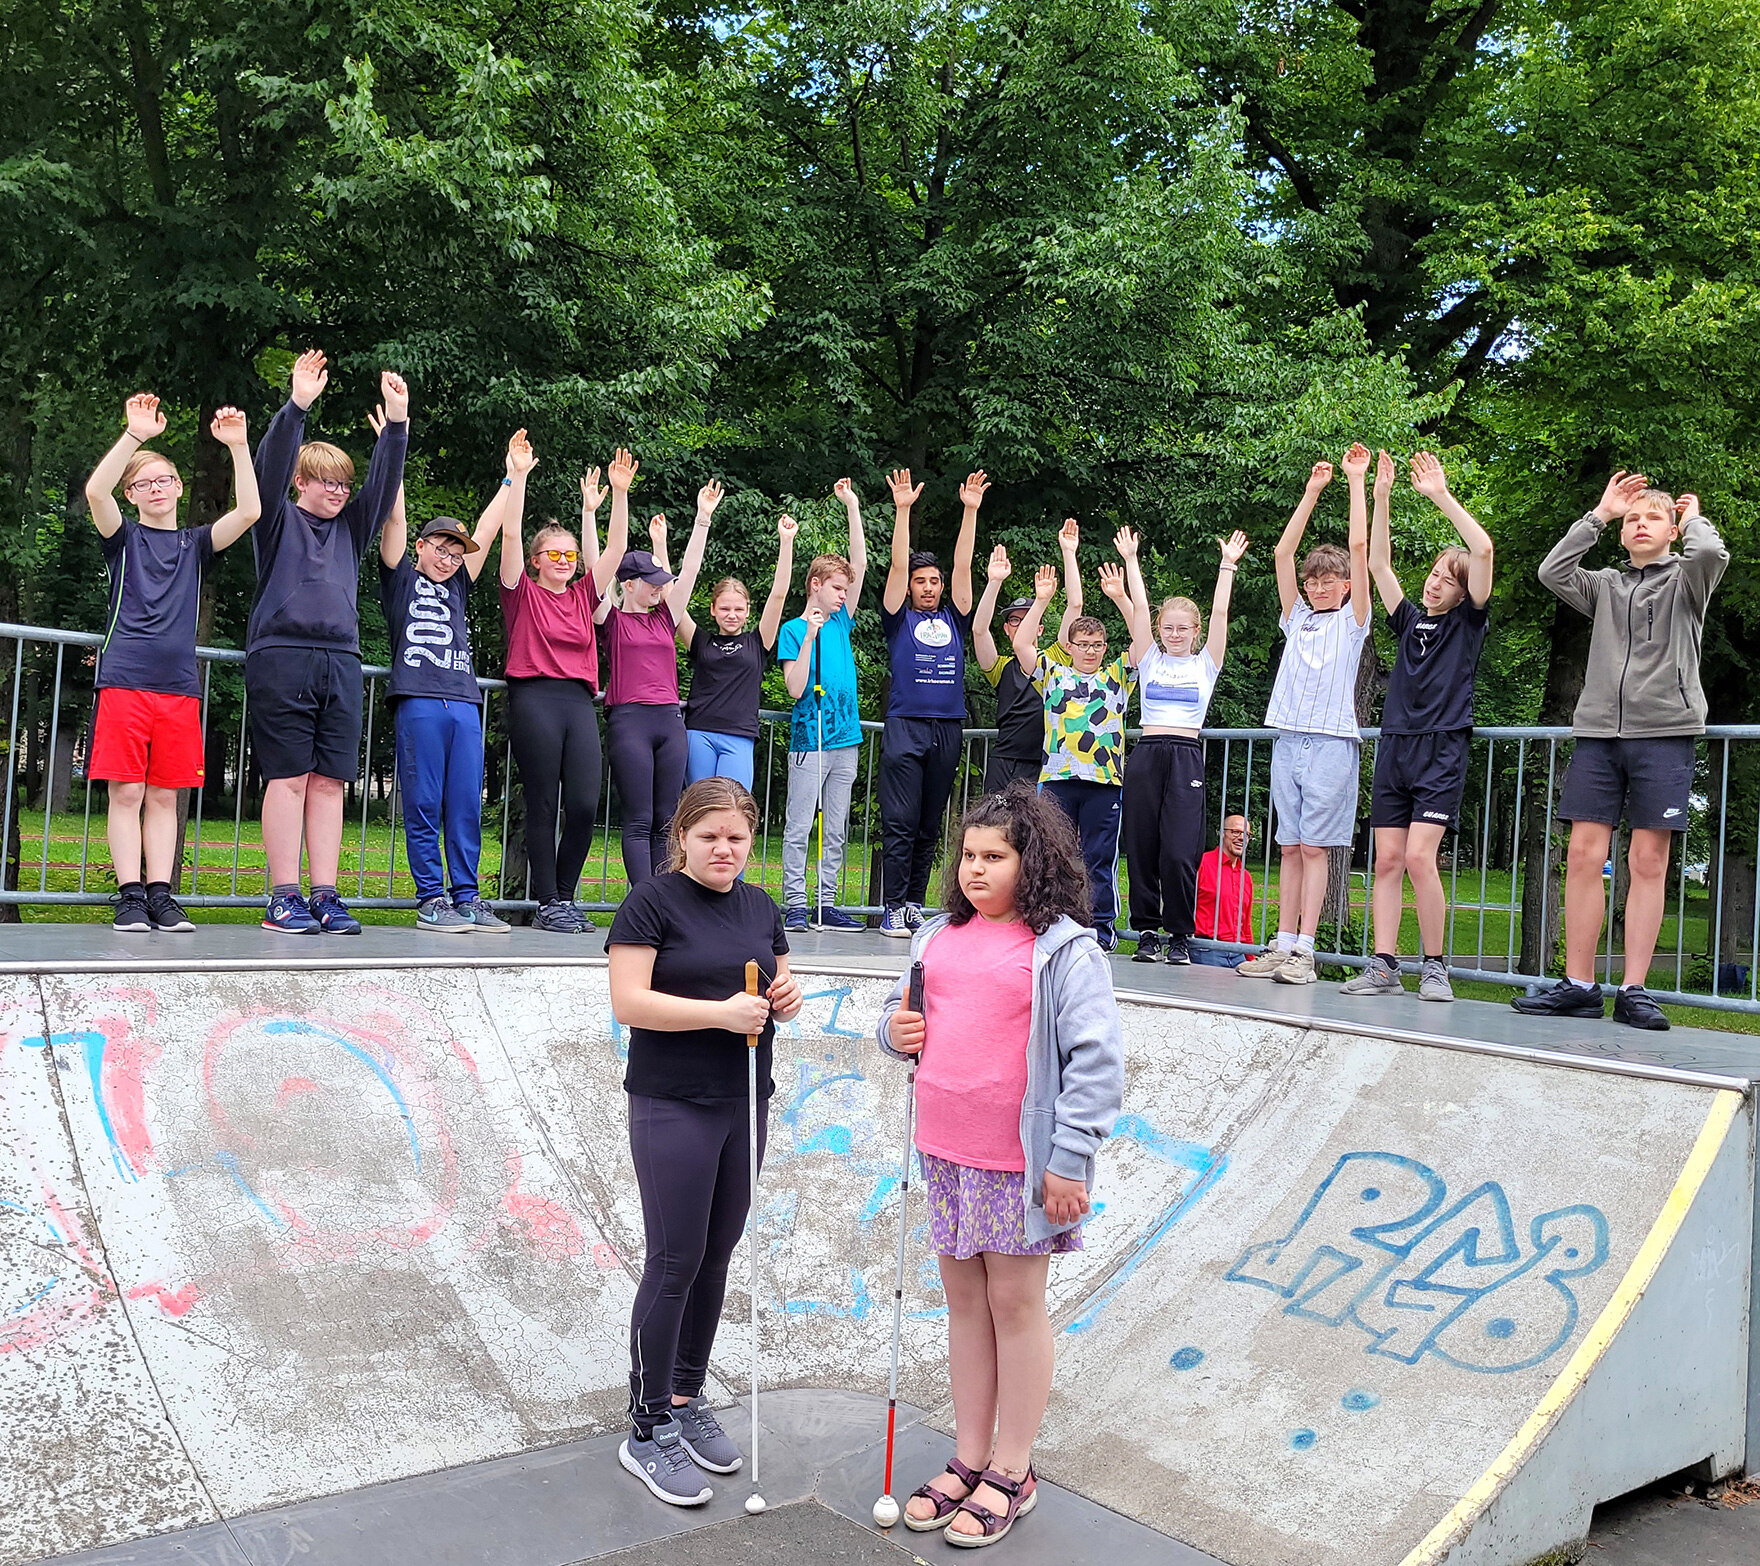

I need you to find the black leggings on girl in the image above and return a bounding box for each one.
[505,677,602,904]
[607,702,687,884]
[628,1093,768,1438]
[1123,735,1207,936]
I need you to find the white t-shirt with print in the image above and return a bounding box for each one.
[1137,648,1220,729]
[1265,601,1372,739]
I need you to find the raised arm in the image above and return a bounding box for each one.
[1411,451,1494,608]
[972,543,1011,668]
[592,447,637,597]
[496,430,537,589]
[253,349,327,520]
[783,605,824,699]
[668,479,722,643]
[85,394,168,537]
[1116,528,1153,665]
[952,470,987,615]
[836,477,869,604]
[1011,563,1057,675]
[759,514,798,649]
[1674,493,1731,610]
[1538,469,1645,616]
[378,485,409,569]
[345,371,410,551]
[882,467,922,614]
[1275,461,1333,618]
[1342,443,1371,628]
[1368,447,1402,612]
[207,407,262,551]
[463,430,531,581]
[1204,531,1248,667]
[579,467,605,578]
[1056,516,1082,646]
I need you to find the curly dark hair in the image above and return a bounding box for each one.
[939,782,1092,934]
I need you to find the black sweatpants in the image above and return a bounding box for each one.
[984,752,1041,794]
[879,716,963,909]
[1123,736,1207,936]
[607,702,688,885]
[628,1093,768,1439]
[506,678,602,904]
[1041,778,1123,928]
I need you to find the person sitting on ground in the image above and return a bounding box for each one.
[1513,471,1729,1032]
[1192,815,1255,964]
[1342,449,1493,1003]
[84,394,262,934]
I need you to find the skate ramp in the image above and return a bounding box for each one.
[0,959,1752,1566]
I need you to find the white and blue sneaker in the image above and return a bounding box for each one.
[416,895,473,933]
[904,902,927,930]
[784,905,811,933]
[308,890,362,935]
[879,906,912,938]
[619,1419,713,1507]
[263,891,320,935]
[671,1397,743,1473]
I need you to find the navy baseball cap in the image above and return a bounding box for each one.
[616,548,675,585]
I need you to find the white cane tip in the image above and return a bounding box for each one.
[872,1495,900,1528]
[745,1494,768,1514]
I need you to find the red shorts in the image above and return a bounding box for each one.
[88,688,205,788]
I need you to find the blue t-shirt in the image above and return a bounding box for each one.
[880,601,971,720]
[97,517,215,698]
[377,556,480,703]
[775,605,861,751]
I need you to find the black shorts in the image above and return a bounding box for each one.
[245,647,364,782]
[1559,736,1696,831]
[1370,730,1470,830]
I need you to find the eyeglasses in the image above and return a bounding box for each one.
[540,549,579,564]
[426,543,466,561]
[126,475,178,495]
[1070,640,1107,653]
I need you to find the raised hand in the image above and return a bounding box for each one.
[290,349,328,410]
[1058,517,1079,553]
[366,404,387,438]
[833,476,858,509]
[1342,442,1371,479]
[697,478,724,517]
[1305,460,1335,494]
[1218,529,1249,568]
[210,406,249,447]
[1594,469,1647,521]
[506,428,537,477]
[379,370,409,422]
[887,468,923,508]
[778,513,798,542]
[1033,563,1057,600]
[959,470,991,510]
[580,466,606,510]
[649,514,667,550]
[1676,492,1702,522]
[1098,561,1128,600]
[986,543,1011,582]
[1112,526,1140,560]
[1374,448,1396,500]
[124,393,166,442]
[1410,450,1449,499]
[608,448,638,493]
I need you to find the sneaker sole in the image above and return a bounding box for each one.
[417,921,474,934]
[262,922,321,934]
[1164,954,1191,966]
[1510,998,1605,1018]
[1340,982,1403,997]
[152,921,196,933]
[676,1433,742,1474]
[318,926,363,936]
[618,1441,712,1506]
[1235,963,1288,978]
[1129,953,1162,963]
[112,920,154,933]
[1274,968,1317,985]
[1419,988,1456,1003]
[879,926,912,938]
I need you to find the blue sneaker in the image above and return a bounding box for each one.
[816,905,864,931]
[263,891,320,935]
[879,906,911,938]
[416,895,473,933]
[784,905,810,933]
[454,896,511,933]
[308,890,362,935]
[904,902,927,930]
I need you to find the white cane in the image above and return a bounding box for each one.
[744,958,767,1514]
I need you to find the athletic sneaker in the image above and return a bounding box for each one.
[1419,959,1455,1003]
[1274,948,1317,985]
[455,896,511,933]
[1162,934,1191,966]
[112,886,153,933]
[784,905,811,933]
[417,895,473,933]
[1613,985,1670,1031]
[263,891,321,935]
[1131,931,1164,963]
[879,906,912,938]
[1341,961,1403,997]
[904,902,927,930]
[671,1396,743,1474]
[817,905,865,931]
[146,888,195,932]
[619,1420,712,1507]
[1511,981,1605,1019]
[1236,945,1292,978]
[1094,923,1118,954]
[309,890,362,935]
[534,899,585,934]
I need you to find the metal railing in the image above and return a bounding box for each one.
[3,621,1757,1014]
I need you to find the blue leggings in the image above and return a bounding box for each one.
[685,729,756,790]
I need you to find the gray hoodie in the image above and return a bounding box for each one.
[876,913,1125,1246]
[1537,512,1729,738]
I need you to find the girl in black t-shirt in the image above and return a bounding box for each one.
[606,777,803,1504]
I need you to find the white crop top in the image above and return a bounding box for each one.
[1137,648,1219,729]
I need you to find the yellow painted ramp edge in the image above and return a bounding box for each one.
[1398,1087,1745,1566]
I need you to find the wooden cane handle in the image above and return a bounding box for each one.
[745,959,761,1049]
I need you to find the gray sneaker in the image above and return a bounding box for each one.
[1341,961,1404,997]
[619,1419,713,1506]
[454,896,511,933]
[1419,959,1455,1002]
[672,1396,743,1473]
[416,895,473,933]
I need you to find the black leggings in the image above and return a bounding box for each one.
[1123,735,1206,936]
[628,1093,768,1438]
[505,678,602,904]
[607,702,687,885]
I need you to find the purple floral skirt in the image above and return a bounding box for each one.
[920,1152,1084,1260]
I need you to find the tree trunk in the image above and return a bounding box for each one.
[1519,601,1592,977]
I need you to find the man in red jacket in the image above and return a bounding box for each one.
[1193,816,1255,965]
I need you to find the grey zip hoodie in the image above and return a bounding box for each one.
[1538,512,1729,738]
[876,913,1125,1246]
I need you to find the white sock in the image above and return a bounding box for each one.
[1295,933,1316,956]
[1275,931,1296,952]
[1566,975,1597,990]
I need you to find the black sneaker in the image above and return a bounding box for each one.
[146,889,195,932]
[1131,931,1164,963]
[113,886,153,933]
[1511,981,1606,1019]
[533,899,586,934]
[1094,923,1118,954]
[1613,986,1671,1032]
[1162,934,1191,965]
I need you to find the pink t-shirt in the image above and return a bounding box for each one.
[499,572,601,687]
[604,598,681,707]
[913,916,1036,1171]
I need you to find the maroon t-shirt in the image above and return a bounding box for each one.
[499,572,601,687]
[604,598,681,706]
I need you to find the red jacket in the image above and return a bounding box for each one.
[1195,849,1254,942]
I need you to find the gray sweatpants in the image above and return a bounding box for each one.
[782,745,861,908]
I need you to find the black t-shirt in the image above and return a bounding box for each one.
[608,872,790,1103]
[992,657,1045,762]
[378,557,480,703]
[685,628,766,739]
[97,518,216,697]
[1382,597,1490,735]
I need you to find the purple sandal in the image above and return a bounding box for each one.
[945,1466,1038,1547]
[904,1455,985,1532]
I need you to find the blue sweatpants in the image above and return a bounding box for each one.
[685,728,756,790]
[1041,778,1122,931]
[394,697,484,902]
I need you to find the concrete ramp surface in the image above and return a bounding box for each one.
[0,959,1751,1566]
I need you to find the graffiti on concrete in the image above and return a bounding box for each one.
[1226,1150,1610,1373]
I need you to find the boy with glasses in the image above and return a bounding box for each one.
[83,394,262,932]
[248,349,408,934]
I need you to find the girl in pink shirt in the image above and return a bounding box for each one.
[880,783,1124,1547]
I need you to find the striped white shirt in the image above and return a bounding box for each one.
[1265,601,1371,739]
